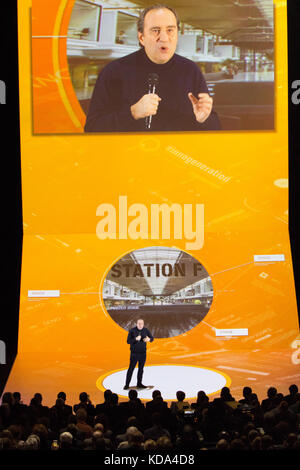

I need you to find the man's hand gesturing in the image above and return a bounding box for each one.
[131,94,162,120]
[188,92,213,123]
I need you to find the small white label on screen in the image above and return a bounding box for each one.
[215,328,248,337]
[254,254,285,262]
[28,290,60,298]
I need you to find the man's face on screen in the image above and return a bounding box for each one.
[137,319,144,330]
[138,8,178,64]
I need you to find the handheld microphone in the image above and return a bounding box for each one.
[146,73,159,130]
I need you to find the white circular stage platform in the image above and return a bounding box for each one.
[96,365,231,400]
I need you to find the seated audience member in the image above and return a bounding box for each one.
[238,387,253,406]
[119,390,146,423]
[116,416,141,444]
[117,427,145,451]
[144,439,157,450]
[1,382,300,452]
[288,392,300,414]
[175,424,201,450]
[220,387,238,409]
[127,429,144,450]
[145,390,168,415]
[216,438,230,450]
[75,409,93,438]
[170,391,191,414]
[12,392,28,417]
[57,392,73,416]
[261,387,278,413]
[283,384,299,405]
[59,431,74,450]
[50,398,71,433]
[73,392,95,418]
[92,429,113,450]
[95,389,112,416]
[144,412,171,441]
[191,391,209,411]
[156,435,173,451]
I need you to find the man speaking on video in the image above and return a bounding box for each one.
[124,318,154,390]
[84,4,220,133]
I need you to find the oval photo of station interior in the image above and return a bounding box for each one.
[102,247,213,338]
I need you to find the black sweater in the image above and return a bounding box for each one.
[127,326,154,353]
[84,48,220,133]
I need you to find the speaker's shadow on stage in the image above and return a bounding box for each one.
[126,385,155,391]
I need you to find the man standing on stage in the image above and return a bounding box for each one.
[124,318,154,390]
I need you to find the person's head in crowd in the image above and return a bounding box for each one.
[32,423,48,440]
[54,398,65,410]
[79,392,89,404]
[94,412,109,431]
[250,393,259,405]
[273,421,290,443]
[182,424,195,438]
[251,436,262,451]
[103,389,112,403]
[243,422,255,435]
[266,387,277,399]
[7,424,22,444]
[242,386,252,400]
[156,435,172,450]
[12,392,21,404]
[278,400,289,412]
[0,437,13,450]
[196,391,209,404]
[92,430,104,446]
[216,438,229,450]
[111,393,119,405]
[125,426,138,442]
[82,437,93,449]
[152,390,162,399]
[144,439,157,450]
[76,408,88,423]
[230,438,246,450]
[94,437,106,450]
[248,429,259,444]
[66,423,78,439]
[128,389,138,401]
[126,416,139,429]
[284,433,297,448]
[288,384,298,396]
[57,391,67,402]
[94,422,104,433]
[1,392,14,407]
[220,387,234,401]
[59,431,73,449]
[261,434,274,450]
[176,391,185,402]
[218,430,230,443]
[128,429,144,448]
[33,393,43,405]
[25,434,40,450]
[274,393,284,406]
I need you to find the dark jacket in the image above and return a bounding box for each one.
[127,326,154,353]
[85,48,220,133]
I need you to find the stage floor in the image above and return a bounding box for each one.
[3,348,300,407]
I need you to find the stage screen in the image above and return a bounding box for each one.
[4,0,299,406]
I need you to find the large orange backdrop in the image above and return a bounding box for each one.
[4,0,298,405]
